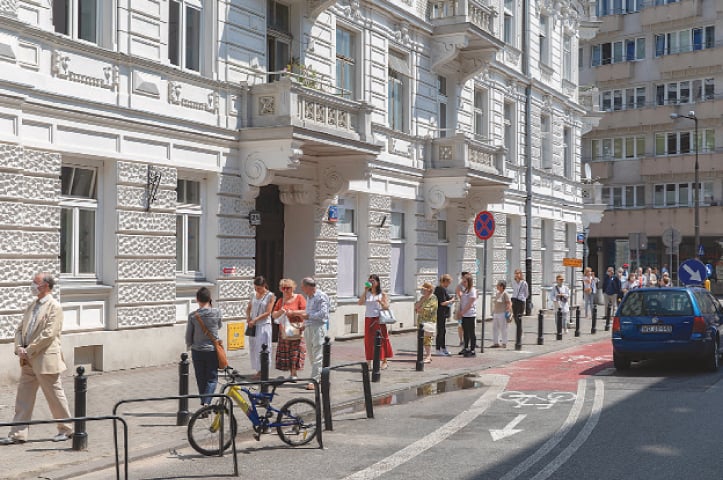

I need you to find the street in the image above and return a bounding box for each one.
[70,339,723,480]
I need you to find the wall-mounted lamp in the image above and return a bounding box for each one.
[145,165,162,212]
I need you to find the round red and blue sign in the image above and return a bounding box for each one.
[474,211,495,240]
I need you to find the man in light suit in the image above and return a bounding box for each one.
[0,272,73,444]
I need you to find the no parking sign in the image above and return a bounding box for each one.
[474,211,495,240]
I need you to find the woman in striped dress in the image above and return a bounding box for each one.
[271,278,306,380]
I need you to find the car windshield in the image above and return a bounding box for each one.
[619,291,694,317]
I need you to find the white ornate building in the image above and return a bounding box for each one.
[0,0,594,382]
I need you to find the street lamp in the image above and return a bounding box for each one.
[670,111,699,259]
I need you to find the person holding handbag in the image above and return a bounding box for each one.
[246,276,275,380]
[185,287,223,406]
[358,274,393,370]
[458,274,478,357]
[414,282,438,364]
[491,280,512,348]
[271,278,306,381]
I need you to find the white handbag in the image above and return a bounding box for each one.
[379,308,397,324]
[276,313,303,340]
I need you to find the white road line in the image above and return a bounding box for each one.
[342,374,510,480]
[529,379,604,480]
[499,379,587,480]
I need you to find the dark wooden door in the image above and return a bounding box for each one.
[255,185,284,341]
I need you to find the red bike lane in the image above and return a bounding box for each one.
[486,339,613,392]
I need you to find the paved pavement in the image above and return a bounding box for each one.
[0,311,611,480]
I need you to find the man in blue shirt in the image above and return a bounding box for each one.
[293,277,329,391]
[602,266,622,313]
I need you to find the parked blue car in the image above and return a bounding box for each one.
[612,287,722,371]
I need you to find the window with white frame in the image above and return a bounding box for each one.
[539,15,550,66]
[656,78,714,106]
[596,0,643,16]
[437,219,448,277]
[563,127,572,178]
[336,197,357,297]
[604,185,645,209]
[503,0,515,46]
[168,0,202,72]
[655,26,715,57]
[388,50,408,132]
[654,182,713,207]
[504,101,516,164]
[563,35,573,81]
[438,76,448,138]
[176,179,202,277]
[601,86,647,111]
[473,88,487,140]
[53,0,113,46]
[389,210,405,295]
[591,135,645,160]
[655,129,715,156]
[336,27,356,99]
[540,114,552,169]
[591,37,644,66]
[267,0,292,82]
[60,165,98,277]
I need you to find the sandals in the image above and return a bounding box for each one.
[381,362,389,370]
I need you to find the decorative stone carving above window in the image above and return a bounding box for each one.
[0,0,17,18]
[167,81,219,113]
[51,50,119,91]
[259,96,275,115]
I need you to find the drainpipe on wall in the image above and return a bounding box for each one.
[523,0,533,315]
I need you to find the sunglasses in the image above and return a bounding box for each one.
[280,286,292,290]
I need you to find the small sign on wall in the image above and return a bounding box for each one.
[227,322,246,350]
[327,205,338,223]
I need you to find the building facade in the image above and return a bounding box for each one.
[580,0,723,289]
[0,0,591,383]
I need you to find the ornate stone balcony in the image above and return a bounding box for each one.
[428,0,503,81]
[430,133,505,176]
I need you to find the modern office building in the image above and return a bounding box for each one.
[580,0,723,289]
[0,0,593,382]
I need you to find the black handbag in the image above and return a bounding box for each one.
[245,323,256,337]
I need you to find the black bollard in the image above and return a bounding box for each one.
[537,310,544,345]
[480,317,485,354]
[604,304,611,331]
[591,304,597,334]
[371,330,381,383]
[260,343,270,393]
[416,323,424,372]
[360,363,374,419]
[176,352,190,426]
[321,368,332,431]
[575,306,581,337]
[322,336,331,368]
[514,311,522,351]
[72,366,88,451]
[556,308,563,340]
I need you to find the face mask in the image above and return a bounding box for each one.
[30,283,40,296]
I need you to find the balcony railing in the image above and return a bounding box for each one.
[429,0,496,35]
[430,133,504,176]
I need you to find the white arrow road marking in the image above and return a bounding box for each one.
[490,414,527,441]
[683,263,702,282]
[343,374,509,480]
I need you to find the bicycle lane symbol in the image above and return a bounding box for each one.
[496,391,577,410]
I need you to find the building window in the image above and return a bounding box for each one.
[53,0,98,44]
[176,179,202,276]
[337,197,357,297]
[473,88,487,140]
[655,26,715,57]
[168,0,201,72]
[541,114,552,169]
[504,101,515,164]
[563,127,572,178]
[438,76,448,138]
[388,50,408,132]
[390,211,405,295]
[656,78,714,105]
[654,182,713,207]
[267,0,292,82]
[437,219,448,277]
[563,35,572,81]
[503,0,515,45]
[655,129,715,155]
[539,15,549,66]
[60,166,98,277]
[592,37,644,66]
[591,135,645,160]
[605,185,645,209]
[336,28,356,99]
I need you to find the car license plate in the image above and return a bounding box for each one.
[640,324,672,333]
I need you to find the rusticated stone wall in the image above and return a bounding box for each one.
[314,205,338,310]
[0,143,60,340]
[215,173,255,321]
[367,194,391,292]
[114,161,177,327]
[414,199,439,290]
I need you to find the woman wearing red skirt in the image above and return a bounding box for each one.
[358,274,393,369]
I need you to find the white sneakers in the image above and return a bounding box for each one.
[52,433,71,442]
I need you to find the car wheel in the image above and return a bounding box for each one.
[703,338,720,372]
[613,352,630,371]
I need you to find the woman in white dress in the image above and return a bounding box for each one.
[245,276,275,379]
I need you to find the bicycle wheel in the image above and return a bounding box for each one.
[276,398,317,446]
[187,404,237,456]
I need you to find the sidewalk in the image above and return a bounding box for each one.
[0,312,611,480]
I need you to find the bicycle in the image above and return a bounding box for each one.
[187,367,318,456]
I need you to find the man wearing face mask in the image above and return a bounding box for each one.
[0,272,73,445]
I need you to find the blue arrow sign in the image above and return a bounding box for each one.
[698,244,705,257]
[678,258,707,286]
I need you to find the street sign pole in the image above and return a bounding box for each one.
[481,239,488,352]
[473,211,495,353]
